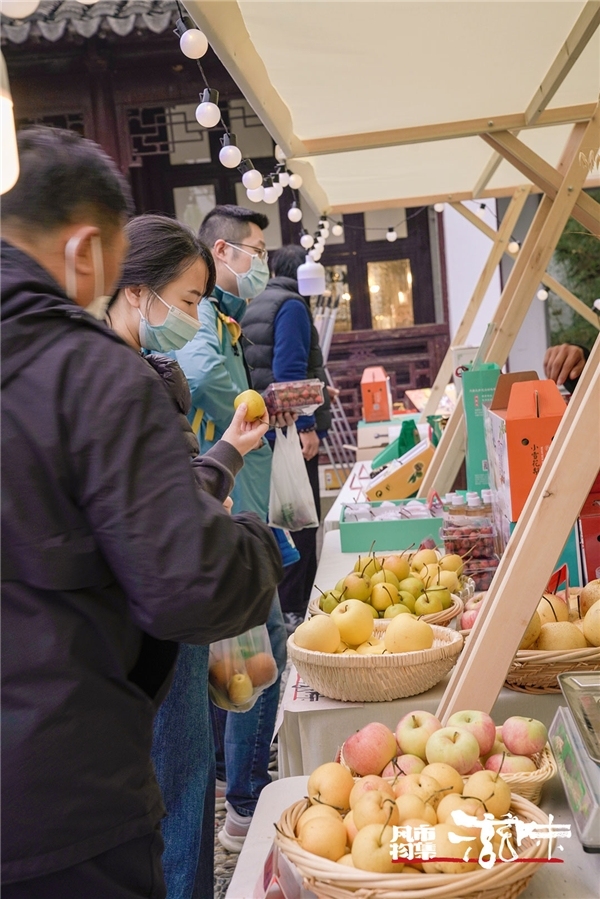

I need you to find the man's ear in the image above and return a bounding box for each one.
[212,238,229,261]
[65,225,100,276]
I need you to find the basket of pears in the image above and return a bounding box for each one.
[274,759,552,899]
[504,581,600,694]
[308,547,466,629]
[288,601,463,702]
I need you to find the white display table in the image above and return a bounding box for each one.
[276,531,563,777]
[323,461,373,533]
[226,775,599,899]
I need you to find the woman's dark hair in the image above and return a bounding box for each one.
[114,214,216,301]
[1,126,132,232]
[270,244,307,281]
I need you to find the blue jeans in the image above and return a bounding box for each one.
[211,593,287,817]
[151,643,214,899]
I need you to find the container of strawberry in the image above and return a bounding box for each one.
[263,379,325,416]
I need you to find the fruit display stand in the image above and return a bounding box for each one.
[276,532,564,779]
[225,775,600,899]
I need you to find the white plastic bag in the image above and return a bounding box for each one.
[269,423,319,531]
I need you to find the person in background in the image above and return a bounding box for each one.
[543,343,589,393]
[1,129,282,899]
[243,243,332,634]
[107,213,268,899]
[173,205,288,853]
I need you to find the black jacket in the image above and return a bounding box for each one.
[1,241,282,883]
[243,276,332,432]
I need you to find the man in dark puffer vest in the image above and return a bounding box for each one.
[243,244,332,632]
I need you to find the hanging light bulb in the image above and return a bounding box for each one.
[287,202,302,223]
[332,223,343,237]
[239,158,262,191]
[278,170,290,188]
[3,0,39,14]
[1,51,19,194]
[434,203,445,213]
[386,227,398,242]
[178,25,209,59]
[476,203,487,220]
[262,177,279,205]
[274,144,286,164]
[289,172,303,190]
[79,0,101,4]
[246,186,265,203]
[537,287,549,301]
[300,231,314,249]
[219,133,242,168]
[508,240,520,254]
[272,175,284,199]
[195,88,220,128]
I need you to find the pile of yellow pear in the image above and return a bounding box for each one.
[293,759,513,873]
[294,598,435,656]
[518,581,600,651]
[315,549,463,621]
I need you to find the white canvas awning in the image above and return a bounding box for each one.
[184,0,600,212]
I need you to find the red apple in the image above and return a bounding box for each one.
[501,716,548,756]
[395,710,442,761]
[460,608,480,630]
[424,726,480,775]
[447,710,496,756]
[381,754,425,778]
[342,722,398,776]
[485,752,537,774]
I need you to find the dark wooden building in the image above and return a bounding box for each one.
[2,0,450,431]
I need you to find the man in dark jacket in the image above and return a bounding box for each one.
[1,127,282,898]
[243,244,332,632]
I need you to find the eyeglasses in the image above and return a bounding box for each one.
[226,241,269,262]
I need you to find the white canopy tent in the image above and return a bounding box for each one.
[184,0,600,718]
[184,0,600,212]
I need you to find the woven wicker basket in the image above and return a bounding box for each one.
[287,624,463,702]
[308,594,463,628]
[275,794,549,899]
[505,645,600,693]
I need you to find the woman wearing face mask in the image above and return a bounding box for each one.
[108,214,269,899]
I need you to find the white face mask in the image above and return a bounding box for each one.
[64,232,112,321]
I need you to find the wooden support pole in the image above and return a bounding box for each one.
[437,333,600,719]
[419,188,530,424]
[418,108,599,497]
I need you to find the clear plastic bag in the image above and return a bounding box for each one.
[208,624,278,713]
[268,423,319,531]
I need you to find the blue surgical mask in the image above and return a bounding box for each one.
[224,243,270,300]
[138,292,201,352]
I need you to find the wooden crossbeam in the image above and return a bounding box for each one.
[541,273,600,329]
[437,332,600,719]
[481,129,600,236]
[473,1,600,194]
[418,187,530,424]
[418,110,599,497]
[300,104,596,157]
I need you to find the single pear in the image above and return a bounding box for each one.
[342,572,372,602]
[233,389,266,422]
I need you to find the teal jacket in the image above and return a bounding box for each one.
[174,287,272,520]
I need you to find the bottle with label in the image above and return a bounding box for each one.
[481,489,493,516]
[450,493,466,514]
[466,495,483,516]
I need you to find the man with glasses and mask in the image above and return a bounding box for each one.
[173,205,288,855]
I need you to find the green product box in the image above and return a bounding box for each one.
[462,364,501,492]
[339,499,443,553]
[508,521,582,586]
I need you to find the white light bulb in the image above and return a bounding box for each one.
[79,0,100,4]
[434,203,445,213]
[274,144,286,164]
[2,0,39,15]
[476,203,487,220]
[508,240,520,254]
[242,168,262,190]
[288,172,303,190]
[386,228,397,242]
[537,288,549,301]
[219,144,242,168]
[263,185,279,204]
[332,223,343,237]
[246,186,265,203]
[300,233,314,249]
[1,52,19,194]
[278,171,290,187]
[179,28,209,59]
[273,181,283,199]
[594,299,600,312]
[287,204,303,223]
[195,101,220,129]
